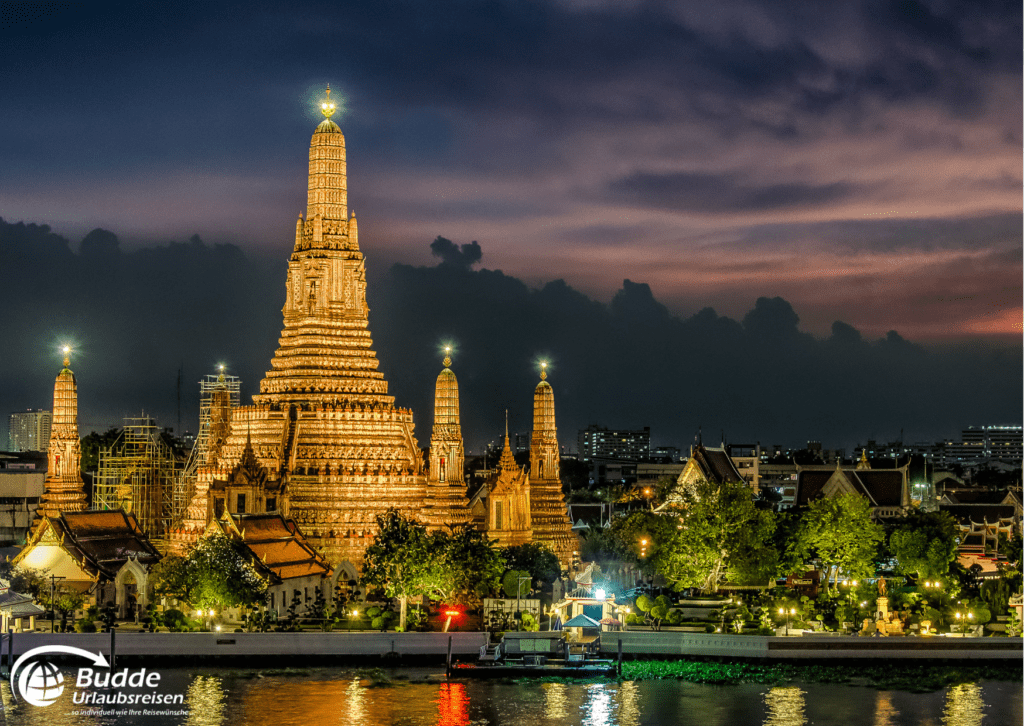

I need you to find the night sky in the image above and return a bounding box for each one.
[1,1,1021,453]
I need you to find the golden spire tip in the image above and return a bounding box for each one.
[320,84,337,120]
[62,346,71,368]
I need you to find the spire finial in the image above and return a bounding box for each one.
[443,345,452,369]
[505,409,509,439]
[320,84,337,119]
[539,360,548,381]
[62,346,71,369]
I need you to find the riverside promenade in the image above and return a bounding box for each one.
[2,631,1019,665]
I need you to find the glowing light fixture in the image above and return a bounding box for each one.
[595,588,606,600]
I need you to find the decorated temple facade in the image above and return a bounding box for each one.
[170,88,579,574]
[172,88,433,565]
[486,421,533,548]
[33,348,87,526]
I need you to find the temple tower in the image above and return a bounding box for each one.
[487,416,533,547]
[34,348,87,524]
[173,87,448,564]
[422,348,470,529]
[528,363,577,567]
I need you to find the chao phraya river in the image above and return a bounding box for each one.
[1,666,1021,726]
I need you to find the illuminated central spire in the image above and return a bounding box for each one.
[304,84,348,228]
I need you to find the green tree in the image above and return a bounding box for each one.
[606,509,675,570]
[654,479,778,593]
[502,570,532,599]
[500,542,560,586]
[0,561,46,599]
[157,535,269,611]
[792,495,884,592]
[41,586,86,632]
[423,525,505,607]
[361,509,434,631]
[888,510,959,581]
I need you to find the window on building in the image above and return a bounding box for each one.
[237,493,247,513]
[266,497,276,512]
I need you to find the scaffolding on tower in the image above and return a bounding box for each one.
[93,416,183,544]
[171,373,240,529]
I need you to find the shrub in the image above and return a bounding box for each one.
[160,609,189,631]
[74,618,97,633]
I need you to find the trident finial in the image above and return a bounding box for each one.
[62,346,71,368]
[443,345,452,369]
[320,84,337,119]
[539,360,548,381]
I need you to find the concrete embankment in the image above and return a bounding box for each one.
[3,631,487,665]
[2,631,1018,666]
[598,631,1024,660]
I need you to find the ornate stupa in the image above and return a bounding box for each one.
[487,415,533,547]
[173,87,444,564]
[422,348,471,529]
[34,347,88,524]
[527,363,577,566]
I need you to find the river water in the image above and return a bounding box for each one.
[0,666,1020,726]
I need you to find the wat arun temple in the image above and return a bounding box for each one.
[159,89,577,571]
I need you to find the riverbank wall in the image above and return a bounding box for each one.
[599,631,1023,660]
[3,631,1019,665]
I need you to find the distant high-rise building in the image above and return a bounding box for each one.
[8,410,51,453]
[577,424,651,463]
[945,425,1023,465]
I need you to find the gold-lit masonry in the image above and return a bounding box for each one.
[173,88,576,569]
[33,349,87,526]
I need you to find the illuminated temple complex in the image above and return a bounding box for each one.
[170,88,575,570]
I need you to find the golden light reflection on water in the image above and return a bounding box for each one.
[582,684,612,726]
[185,676,226,726]
[943,683,985,726]
[347,677,366,725]
[435,682,469,726]
[873,691,900,726]
[614,680,640,726]
[764,686,807,726]
[543,682,569,720]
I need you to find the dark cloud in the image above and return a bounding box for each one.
[2,224,1019,451]
[429,236,482,268]
[606,171,860,213]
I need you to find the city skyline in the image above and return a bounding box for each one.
[1,1,1021,452]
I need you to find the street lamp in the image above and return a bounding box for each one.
[48,574,66,632]
[778,607,796,634]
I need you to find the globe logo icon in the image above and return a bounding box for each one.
[17,660,64,707]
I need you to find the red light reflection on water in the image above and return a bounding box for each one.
[435,682,469,726]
